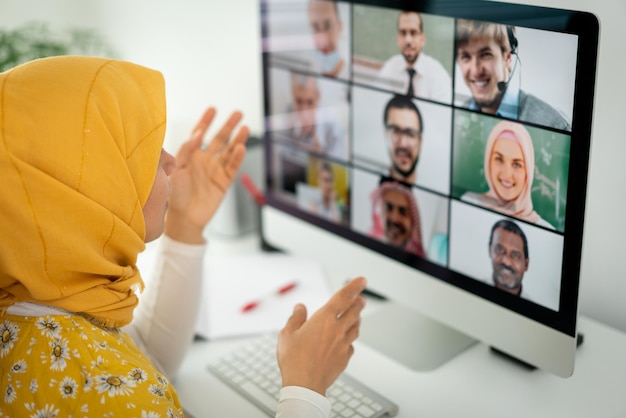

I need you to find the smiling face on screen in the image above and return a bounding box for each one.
[489,226,528,294]
[382,189,412,247]
[488,137,526,202]
[457,36,511,114]
[385,107,422,183]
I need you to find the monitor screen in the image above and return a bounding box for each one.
[260,0,598,376]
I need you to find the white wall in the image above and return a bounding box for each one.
[0,0,264,147]
[2,0,624,334]
[499,0,626,334]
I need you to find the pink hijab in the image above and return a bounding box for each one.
[480,121,540,223]
[370,180,425,258]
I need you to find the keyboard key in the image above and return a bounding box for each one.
[333,401,346,412]
[347,398,360,408]
[329,387,343,397]
[340,408,355,417]
[356,405,376,417]
[339,393,351,403]
[241,381,279,412]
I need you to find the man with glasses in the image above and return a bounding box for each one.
[488,219,529,297]
[383,95,423,184]
[378,11,451,103]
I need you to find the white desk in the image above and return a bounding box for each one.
[144,234,626,418]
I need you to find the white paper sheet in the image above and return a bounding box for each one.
[195,253,332,340]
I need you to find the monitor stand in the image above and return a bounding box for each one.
[359,301,477,371]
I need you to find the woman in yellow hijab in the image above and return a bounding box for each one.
[0,56,366,417]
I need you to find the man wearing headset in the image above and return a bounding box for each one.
[455,19,571,131]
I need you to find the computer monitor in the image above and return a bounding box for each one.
[259,0,598,377]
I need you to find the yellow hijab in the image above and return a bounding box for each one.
[0,56,166,327]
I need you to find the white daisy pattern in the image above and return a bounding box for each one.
[49,337,71,371]
[129,368,148,384]
[148,384,165,398]
[28,403,59,418]
[10,359,27,373]
[35,317,62,339]
[95,374,136,397]
[59,377,78,399]
[93,340,110,352]
[0,314,183,416]
[4,383,17,404]
[167,407,183,418]
[82,372,94,392]
[29,379,39,394]
[0,320,19,358]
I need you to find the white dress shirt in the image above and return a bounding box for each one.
[378,52,452,103]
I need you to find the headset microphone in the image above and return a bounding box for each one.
[497,64,515,91]
[498,25,519,92]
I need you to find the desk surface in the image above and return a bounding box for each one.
[142,234,626,418]
[176,316,626,418]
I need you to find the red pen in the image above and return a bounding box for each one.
[240,173,266,206]
[241,281,298,313]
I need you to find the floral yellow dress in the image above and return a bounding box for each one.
[0,313,184,418]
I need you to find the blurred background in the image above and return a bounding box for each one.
[1,0,624,333]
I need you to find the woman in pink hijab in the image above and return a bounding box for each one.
[461,120,553,228]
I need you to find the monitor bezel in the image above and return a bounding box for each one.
[260,0,599,339]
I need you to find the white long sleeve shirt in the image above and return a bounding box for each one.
[127,236,332,417]
[8,235,331,417]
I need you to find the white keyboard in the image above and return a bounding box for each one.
[207,334,399,417]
